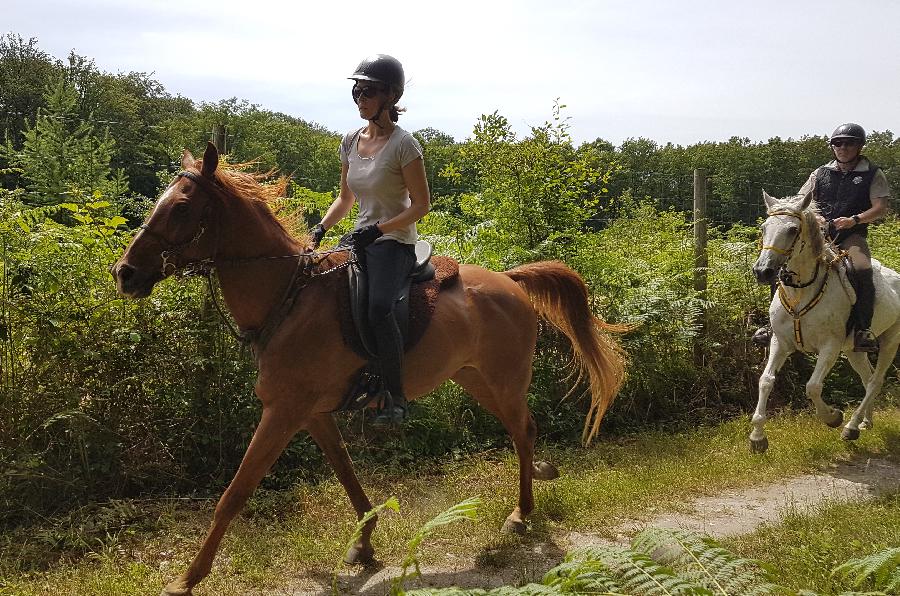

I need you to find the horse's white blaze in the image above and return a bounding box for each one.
[750,193,900,451]
[134,184,176,242]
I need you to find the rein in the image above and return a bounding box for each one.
[142,169,355,353]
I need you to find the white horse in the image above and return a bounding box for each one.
[749,190,900,453]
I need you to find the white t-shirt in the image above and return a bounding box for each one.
[340,126,424,245]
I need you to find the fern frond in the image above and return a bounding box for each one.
[631,527,784,595]
[542,558,627,593]
[832,547,900,592]
[567,544,711,595]
[391,497,482,595]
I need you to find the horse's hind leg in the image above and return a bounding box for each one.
[452,366,537,534]
[163,407,299,596]
[846,352,875,430]
[843,323,900,440]
[305,413,376,564]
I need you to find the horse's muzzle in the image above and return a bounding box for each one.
[753,266,776,285]
[112,261,158,298]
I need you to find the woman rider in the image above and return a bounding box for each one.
[311,54,430,426]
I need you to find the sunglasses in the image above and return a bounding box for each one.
[830,139,860,148]
[351,84,383,101]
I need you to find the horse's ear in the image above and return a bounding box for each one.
[181,148,195,170]
[201,142,219,178]
[762,189,776,209]
[799,190,813,210]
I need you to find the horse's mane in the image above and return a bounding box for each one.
[769,194,838,261]
[194,156,314,251]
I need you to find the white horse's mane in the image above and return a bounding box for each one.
[769,194,838,261]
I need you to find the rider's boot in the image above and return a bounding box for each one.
[370,313,408,428]
[752,325,772,347]
[851,268,879,353]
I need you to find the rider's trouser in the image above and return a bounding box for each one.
[840,233,874,333]
[364,239,416,401]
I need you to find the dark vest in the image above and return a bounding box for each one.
[814,161,878,240]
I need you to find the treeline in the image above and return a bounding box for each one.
[3,34,899,227]
[2,35,899,522]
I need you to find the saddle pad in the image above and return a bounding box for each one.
[337,255,460,357]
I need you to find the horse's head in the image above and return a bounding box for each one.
[753,190,815,284]
[113,143,222,298]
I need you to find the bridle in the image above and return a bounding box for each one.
[760,209,819,289]
[134,169,355,352]
[138,171,215,277]
[761,207,845,350]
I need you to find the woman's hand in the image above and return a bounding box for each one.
[350,224,383,252]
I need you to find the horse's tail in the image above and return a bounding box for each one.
[504,261,629,445]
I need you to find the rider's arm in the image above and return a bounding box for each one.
[854,197,888,225]
[851,170,891,226]
[376,156,431,235]
[319,162,356,230]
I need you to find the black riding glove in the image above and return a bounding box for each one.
[350,223,383,252]
[311,223,327,248]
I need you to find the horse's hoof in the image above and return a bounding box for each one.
[344,544,375,565]
[501,515,527,535]
[841,427,860,441]
[161,583,192,596]
[749,437,768,454]
[824,409,843,428]
[533,460,560,481]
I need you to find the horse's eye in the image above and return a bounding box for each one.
[787,225,799,235]
[172,202,189,218]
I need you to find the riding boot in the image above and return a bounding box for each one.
[369,312,408,427]
[851,268,879,353]
[752,326,771,346]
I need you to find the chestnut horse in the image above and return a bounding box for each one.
[112,143,626,596]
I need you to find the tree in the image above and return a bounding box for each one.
[0,76,126,206]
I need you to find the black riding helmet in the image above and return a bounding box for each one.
[349,54,405,99]
[349,54,405,126]
[830,123,866,145]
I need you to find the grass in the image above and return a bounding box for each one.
[725,492,900,594]
[1,407,899,595]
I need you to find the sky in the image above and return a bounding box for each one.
[5,0,900,146]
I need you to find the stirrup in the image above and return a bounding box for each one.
[751,326,771,347]
[370,390,408,428]
[853,329,879,353]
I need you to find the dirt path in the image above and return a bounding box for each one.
[273,457,900,595]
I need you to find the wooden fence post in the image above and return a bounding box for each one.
[212,124,226,154]
[693,169,708,367]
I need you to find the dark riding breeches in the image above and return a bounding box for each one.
[839,234,875,332]
[364,239,416,398]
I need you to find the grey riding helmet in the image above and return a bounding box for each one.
[830,123,866,145]
[349,54,405,100]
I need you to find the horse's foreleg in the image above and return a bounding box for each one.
[751,338,791,453]
[844,326,900,440]
[452,366,536,534]
[806,345,843,428]
[163,408,298,596]
[846,351,875,430]
[305,413,375,565]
